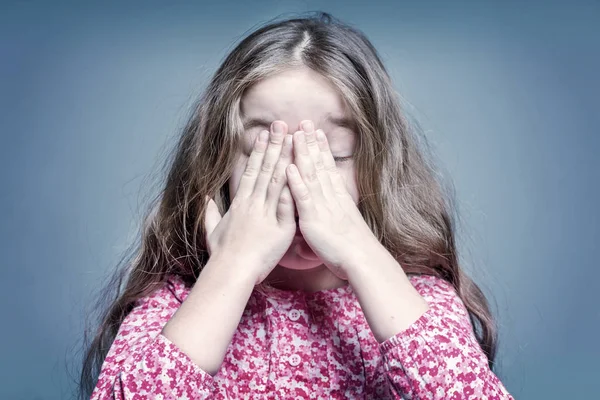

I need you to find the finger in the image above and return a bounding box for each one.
[300,120,321,162]
[204,196,222,254]
[315,129,349,197]
[204,196,222,234]
[235,130,269,199]
[253,121,287,199]
[286,164,317,218]
[292,129,326,202]
[266,133,293,213]
[304,124,335,200]
[275,184,295,224]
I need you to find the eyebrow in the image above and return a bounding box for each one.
[242,114,355,131]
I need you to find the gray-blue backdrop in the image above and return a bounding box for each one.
[1,1,598,399]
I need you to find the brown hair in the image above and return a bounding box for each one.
[78,11,498,399]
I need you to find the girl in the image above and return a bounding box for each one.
[80,12,514,399]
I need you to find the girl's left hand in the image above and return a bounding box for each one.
[285,120,379,280]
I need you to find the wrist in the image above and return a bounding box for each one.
[203,254,258,288]
[343,236,388,278]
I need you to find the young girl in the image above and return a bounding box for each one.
[80,12,514,399]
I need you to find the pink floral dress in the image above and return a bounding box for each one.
[91,273,513,399]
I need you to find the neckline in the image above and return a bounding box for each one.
[167,273,353,303]
[256,282,353,302]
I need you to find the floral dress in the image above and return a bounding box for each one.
[91,273,513,399]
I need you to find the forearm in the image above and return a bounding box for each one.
[161,256,255,376]
[345,241,429,343]
[345,246,514,398]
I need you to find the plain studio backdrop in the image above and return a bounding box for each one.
[1,1,598,399]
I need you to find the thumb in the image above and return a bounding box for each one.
[276,185,295,223]
[204,196,222,238]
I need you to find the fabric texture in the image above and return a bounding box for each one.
[90,273,513,399]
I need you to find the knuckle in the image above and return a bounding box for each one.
[269,135,283,145]
[229,197,243,211]
[299,190,311,202]
[270,173,282,186]
[306,172,318,182]
[260,161,274,173]
[279,149,291,159]
[243,165,258,177]
[241,196,259,214]
[251,192,267,204]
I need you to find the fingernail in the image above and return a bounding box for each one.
[301,120,313,132]
[273,121,284,134]
[259,130,269,142]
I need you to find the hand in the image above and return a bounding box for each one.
[285,120,379,280]
[204,122,296,285]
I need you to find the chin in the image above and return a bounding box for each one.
[276,237,323,270]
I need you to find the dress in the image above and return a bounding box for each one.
[90,273,513,399]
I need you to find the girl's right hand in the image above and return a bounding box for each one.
[203,121,296,285]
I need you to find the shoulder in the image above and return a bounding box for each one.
[97,275,198,386]
[406,273,469,318]
[406,273,455,297]
[129,274,192,318]
[112,275,192,346]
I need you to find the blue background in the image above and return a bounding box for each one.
[1,1,598,398]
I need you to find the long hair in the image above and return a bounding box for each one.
[78,11,498,399]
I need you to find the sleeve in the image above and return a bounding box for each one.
[90,280,216,399]
[379,275,514,400]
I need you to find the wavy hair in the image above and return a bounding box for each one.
[78,11,498,399]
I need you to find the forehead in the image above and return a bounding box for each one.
[240,68,355,133]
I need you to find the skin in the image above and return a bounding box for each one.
[229,67,359,292]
